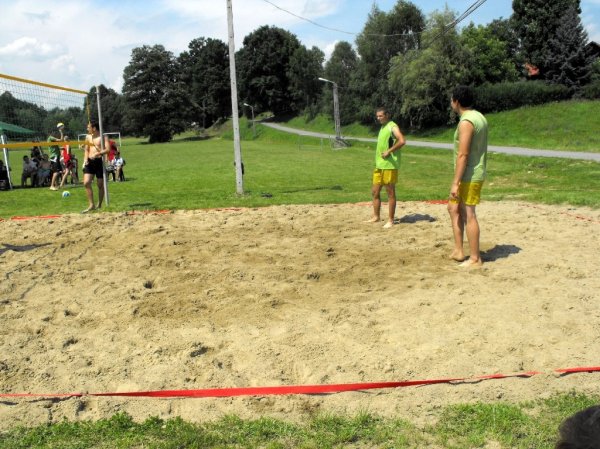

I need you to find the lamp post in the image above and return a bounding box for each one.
[243,103,256,138]
[318,77,342,143]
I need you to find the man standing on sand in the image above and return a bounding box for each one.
[366,106,406,229]
[82,122,110,213]
[448,85,488,267]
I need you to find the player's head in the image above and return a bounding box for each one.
[451,85,475,109]
[88,121,100,133]
[375,107,390,125]
[556,405,600,449]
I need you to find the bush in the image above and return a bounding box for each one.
[474,81,572,113]
[580,80,600,99]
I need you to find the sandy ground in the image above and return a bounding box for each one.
[1,201,599,429]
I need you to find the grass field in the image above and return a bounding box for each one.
[1,102,599,447]
[288,100,600,152]
[1,120,599,219]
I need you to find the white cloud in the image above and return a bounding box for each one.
[0,37,65,60]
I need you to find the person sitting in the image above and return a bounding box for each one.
[36,154,52,187]
[21,155,38,187]
[0,159,9,190]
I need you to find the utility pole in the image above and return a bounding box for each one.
[226,0,244,194]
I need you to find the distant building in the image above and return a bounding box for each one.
[586,41,600,61]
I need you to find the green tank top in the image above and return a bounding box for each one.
[454,110,488,182]
[375,120,400,170]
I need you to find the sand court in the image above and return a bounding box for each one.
[0,201,599,428]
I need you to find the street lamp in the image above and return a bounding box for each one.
[318,77,342,143]
[243,102,256,138]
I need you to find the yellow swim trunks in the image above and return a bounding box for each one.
[450,181,484,206]
[372,169,398,185]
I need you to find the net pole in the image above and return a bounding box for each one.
[96,86,109,206]
[1,134,13,190]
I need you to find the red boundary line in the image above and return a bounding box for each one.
[1,367,599,399]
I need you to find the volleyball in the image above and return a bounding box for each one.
[62,191,70,198]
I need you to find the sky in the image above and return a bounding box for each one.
[0,0,599,93]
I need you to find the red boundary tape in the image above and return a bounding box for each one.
[2,367,599,400]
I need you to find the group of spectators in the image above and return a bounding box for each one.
[7,122,125,190]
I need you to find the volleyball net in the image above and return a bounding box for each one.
[0,73,108,201]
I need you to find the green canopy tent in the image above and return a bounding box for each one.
[0,120,36,190]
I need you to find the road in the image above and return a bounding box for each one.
[261,122,600,162]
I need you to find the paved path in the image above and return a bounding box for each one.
[261,122,600,162]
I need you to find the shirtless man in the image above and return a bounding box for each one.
[82,122,110,213]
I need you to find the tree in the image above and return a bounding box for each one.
[287,45,324,114]
[236,26,303,116]
[460,23,519,85]
[512,0,589,83]
[179,37,230,128]
[122,45,188,143]
[322,41,358,125]
[353,1,425,123]
[389,9,469,129]
[545,4,593,89]
[87,85,126,134]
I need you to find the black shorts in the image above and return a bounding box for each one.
[83,158,104,179]
[50,159,62,173]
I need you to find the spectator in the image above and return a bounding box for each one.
[556,405,600,449]
[36,154,52,186]
[21,155,38,187]
[59,136,78,187]
[48,123,64,190]
[113,151,125,182]
[0,159,9,190]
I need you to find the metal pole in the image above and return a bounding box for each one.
[96,85,109,205]
[226,0,244,195]
[318,77,342,142]
[243,103,256,138]
[332,82,341,141]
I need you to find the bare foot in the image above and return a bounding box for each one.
[49,186,58,191]
[81,206,96,214]
[364,216,380,223]
[383,221,394,229]
[449,251,466,262]
[459,259,483,268]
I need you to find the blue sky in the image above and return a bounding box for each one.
[0,0,598,92]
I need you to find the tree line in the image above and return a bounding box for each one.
[4,0,596,143]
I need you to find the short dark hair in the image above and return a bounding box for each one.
[452,85,475,108]
[376,107,390,115]
[556,405,600,449]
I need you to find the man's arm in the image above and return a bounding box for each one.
[450,120,474,198]
[382,126,406,158]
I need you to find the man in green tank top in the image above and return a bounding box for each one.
[365,107,406,229]
[448,85,488,267]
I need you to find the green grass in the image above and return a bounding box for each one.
[1,393,597,448]
[283,100,600,152]
[1,128,599,218]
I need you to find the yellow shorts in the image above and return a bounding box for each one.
[372,169,398,185]
[450,181,483,206]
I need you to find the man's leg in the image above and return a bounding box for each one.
[383,184,396,228]
[82,173,95,212]
[447,201,466,261]
[96,177,105,208]
[367,184,383,222]
[462,205,482,266]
